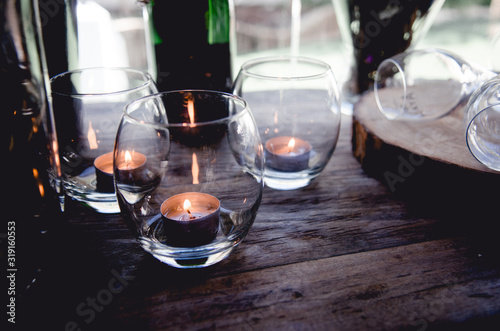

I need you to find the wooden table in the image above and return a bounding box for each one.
[18,111,500,330]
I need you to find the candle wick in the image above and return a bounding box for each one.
[186,208,195,219]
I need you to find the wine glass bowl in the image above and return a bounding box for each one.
[465,75,500,171]
[374,49,496,121]
[114,90,264,268]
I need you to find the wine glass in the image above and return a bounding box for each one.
[465,75,500,171]
[114,90,264,268]
[233,56,341,190]
[374,48,496,121]
[50,67,158,213]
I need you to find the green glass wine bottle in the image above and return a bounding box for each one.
[143,0,233,127]
[146,0,233,93]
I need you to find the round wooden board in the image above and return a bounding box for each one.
[351,88,500,207]
[352,89,497,174]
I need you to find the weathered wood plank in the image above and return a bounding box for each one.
[58,116,450,281]
[20,113,500,331]
[104,238,500,330]
[352,89,496,173]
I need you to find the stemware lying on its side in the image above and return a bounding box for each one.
[374,48,496,121]
[374,48,500,171]
[464,75,500,171]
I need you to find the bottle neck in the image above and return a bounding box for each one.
[207,0,230,45]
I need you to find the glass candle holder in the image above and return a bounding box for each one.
[50,67,157,213]
[114,90,264,268]
[233,56,342,190]
[465,75,500,171]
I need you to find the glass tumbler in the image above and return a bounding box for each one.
[50,67,158,213]
[465,75,500,171]
[233,56,341,190]
[114,90,264,268]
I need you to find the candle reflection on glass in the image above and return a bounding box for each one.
[161,192,220,247]
[115,150,147,171]
[94,150,147,192]
[94,152,114,192]
[265,136,311,172]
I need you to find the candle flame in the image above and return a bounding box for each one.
[87,121,99,150]
[31,117,38,133]
[188,99,195,124]
[182,93,196,124]
[32,168,45,197]
[183,199,195,219]
[192,153,199,184]
[124,150,132,167]
[287,138,296,153]
[52,140,62,176]
[183,199,192,211]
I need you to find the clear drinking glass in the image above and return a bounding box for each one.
[114,90,264,268]
[233,56,341,190]
[465,75,500,171]
[374,48,496,121]
[50,67,158,213]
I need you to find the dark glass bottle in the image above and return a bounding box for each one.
[2,0,61,300]
[38,0,67,77]
[144,0,233,127]
[147,0,233,94]
[335,0,440,94]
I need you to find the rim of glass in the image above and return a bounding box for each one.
[239,55,333,80]
[375,58,408,119]
[466,104,500,160]
[123,89,251,129]
[50,67,153,97]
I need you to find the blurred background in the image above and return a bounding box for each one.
[49,0,500,92]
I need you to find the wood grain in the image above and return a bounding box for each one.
[18,113,500,331]
[353,89,496,173]
[110,239,500,330]
[351,90,500,228]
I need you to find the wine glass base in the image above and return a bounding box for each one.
[466,105,500,172]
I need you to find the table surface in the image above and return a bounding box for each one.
[18,113,500,331]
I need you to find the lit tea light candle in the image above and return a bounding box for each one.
[161,192,220,247]
[265,136,311,172]
[115,150,147,171]
[94,150,147,192]
[94,152,115,193]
